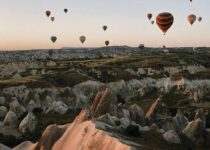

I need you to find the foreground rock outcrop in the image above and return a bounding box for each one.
[0,83,210,150]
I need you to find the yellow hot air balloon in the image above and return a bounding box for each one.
[80,36,86,44]
[188,14,196,25]
[156,12,174,35]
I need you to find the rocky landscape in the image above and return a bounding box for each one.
[0,46,210,150]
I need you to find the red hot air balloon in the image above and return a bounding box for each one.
[45,11,51,17]
[147,13,152,20]
[105,41,110,46]
[156,12,174,35]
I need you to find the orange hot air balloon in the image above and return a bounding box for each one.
[156,12,174,35]
[188,14,196,25]
[50,17,55,22]
[105,41,110,46]
[46,11,51,17]
[80,36,86,44]
[147,13,152,20]
[198,17,202,22]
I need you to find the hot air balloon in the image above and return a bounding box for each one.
[198,17,202,22]
[105,41,110,46]
[151,20,154,25]
[188,14,196,25]
[51,36,57,43]
[147,13,152,20]
[103,26,108,31]
[156,12,174,35]
[64,9,68,13]
[50,17,55,22]
[45,11,51,17]
[190,0,192,2]
[80,36,86,44]
[138,44,145,50]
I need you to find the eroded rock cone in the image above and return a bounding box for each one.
[182,118,206,145]
[146,97,168,123]
[91,88,117,118]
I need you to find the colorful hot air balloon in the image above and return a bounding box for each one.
[51,36,57,43]
[45,11,51,17]
[80,36,86,44]
[50,17,55,22]
[103,25,108,31]
[147,13,152,20]
[151,20,154,25]
[198,17,202,22]
[105,41,110,46]
[64,9,68,13]
[188,14,196,25]
[156,12,174,35]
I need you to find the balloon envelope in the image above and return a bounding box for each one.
[50,17,55,22]
[198,17,202,22]
[138,44,145,49]
[103,26,108,31]
[51,36,57,43]
[46,11,51,17]
[156,12,174,35]
[105,41,110,46]
[80,36,86,44]
[147,13,152,20]
[64,9,68,13]
[188,14,196,25]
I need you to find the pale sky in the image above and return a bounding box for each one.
[0,0,210,50]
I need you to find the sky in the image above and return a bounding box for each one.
[0,0,210,50]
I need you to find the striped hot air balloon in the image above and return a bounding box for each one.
[156,12,174,35]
